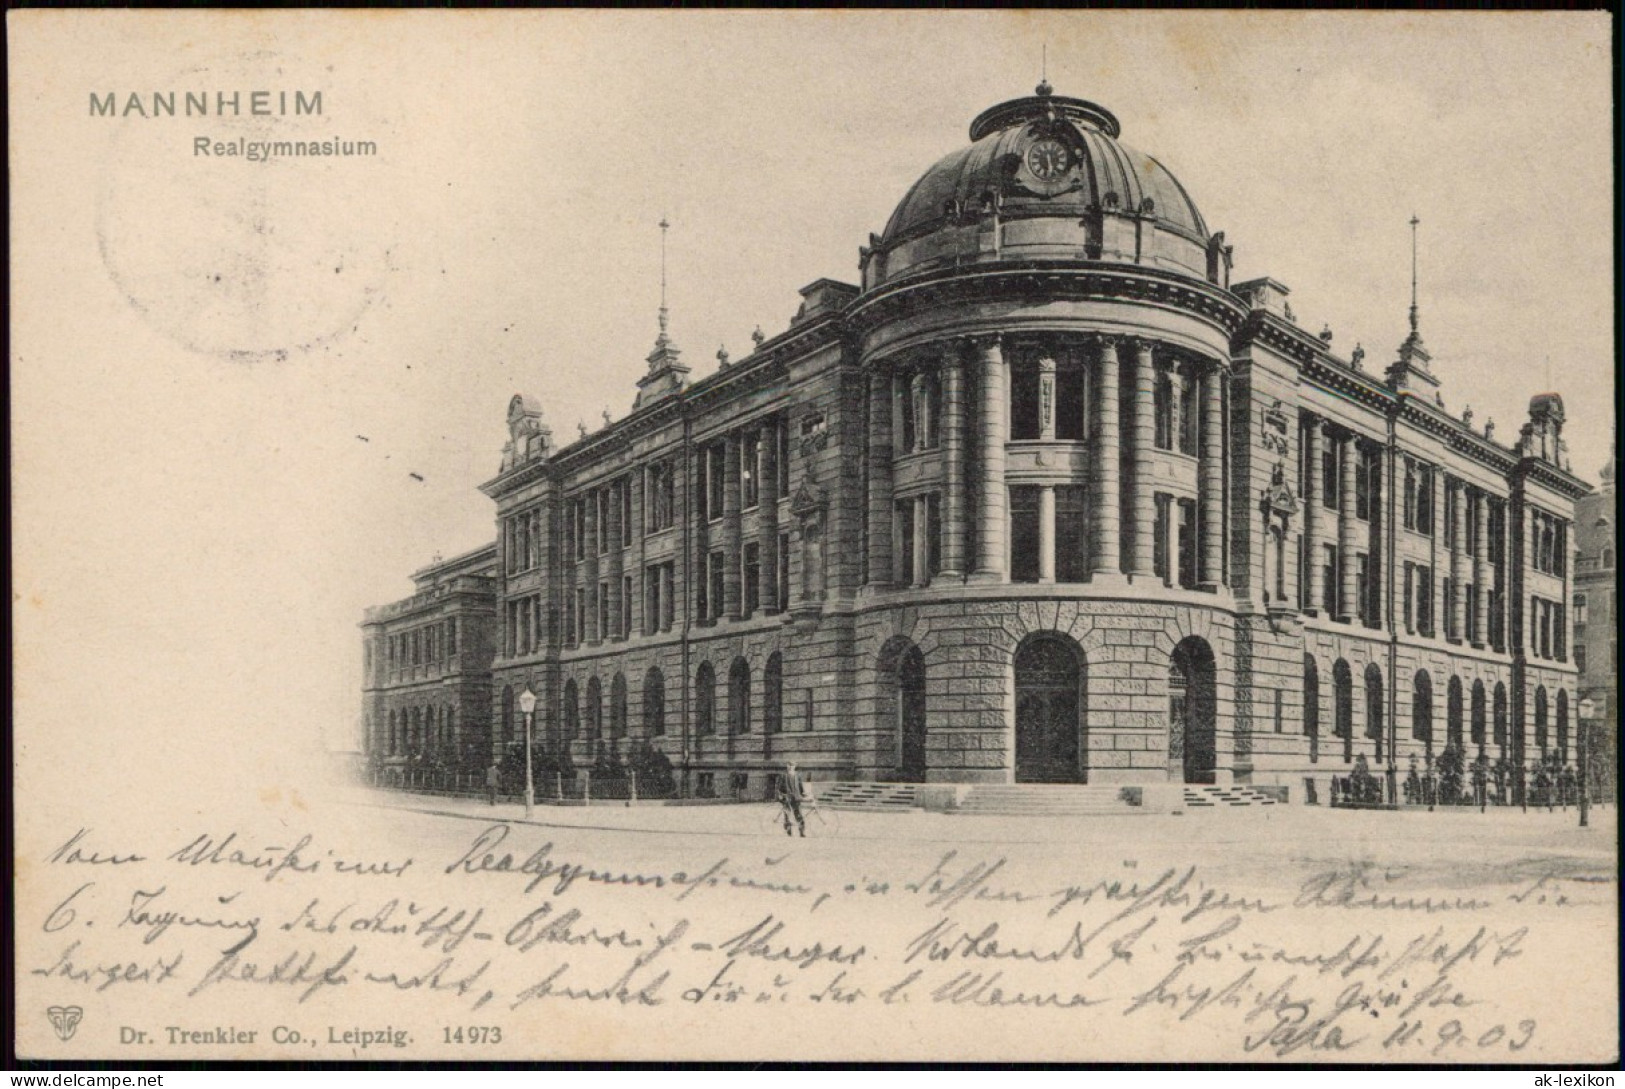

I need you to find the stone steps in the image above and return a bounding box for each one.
[955,784,1142,816]
[811,782,922,810]
[1183,785,1280,808]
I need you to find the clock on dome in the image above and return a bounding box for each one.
[1025,137,1071,181]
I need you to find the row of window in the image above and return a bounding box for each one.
[695,535,791,623]
[696,420,791,522]
[381,704,457,757]
[383,618,458,673]
[497,654,790,745]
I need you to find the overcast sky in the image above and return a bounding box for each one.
[12,11,1613,783]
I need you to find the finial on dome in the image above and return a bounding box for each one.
[1036,79,1053,97]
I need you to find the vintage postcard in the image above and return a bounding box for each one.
[10,10,1617,1065]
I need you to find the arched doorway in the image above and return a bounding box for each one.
[898,646,927,781]
[1413,670,1434,754]
[1333,661,1354,763]
[1170,637,1217,784]
[1304,656,1321,764]
[1365,664,1385,762]
[1014,633,1085,783]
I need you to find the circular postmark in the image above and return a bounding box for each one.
[95,52,399,362]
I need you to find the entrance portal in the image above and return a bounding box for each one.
[1014,634,1084,783]
[898,646,927,782]
[1169,637,1217,784]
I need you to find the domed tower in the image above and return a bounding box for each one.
[847,85,1250,788]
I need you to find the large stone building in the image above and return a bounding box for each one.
[361,82,1591,802]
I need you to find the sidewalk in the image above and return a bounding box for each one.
[345,784,1617,853]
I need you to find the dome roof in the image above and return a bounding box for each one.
[879,85,1208,247]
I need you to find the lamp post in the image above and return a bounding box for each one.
[520,687,537,819]
[1578,697,1595,828]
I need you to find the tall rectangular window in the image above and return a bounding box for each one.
[707,551,725,621]
[1322,544,1338,616]
[1177,368,1198,456]
[926,492,943,577]
[707,445,726,522]
[741,431,760,509]
[1322,446,1339,510]
[1010,486,1041,583]
[743,542,761,616]
[1177,498,1197,589]
[895,499,916,586]
[622,575,633,637]
[1417,466,1434,535]
[778,531,791,612]
[1056,365,1086,441]
[1153,494,1172,584]
[1356,554,1370,624]
[1154,368,1174,451]
[1404,463,1418,530]
[1056,486,1088,583]
[776,421,790,496]
[1403,562,1416,632]
[574,587,585,645]
[1418,566,1433,636]
[645,564,661,634]
[597,581,610,638]
[1009,362,1040,441]
[621,479,632,546]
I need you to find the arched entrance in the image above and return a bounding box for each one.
[1014,633,1084,783]
[898,646,927,782]
[1170,637,1217,784]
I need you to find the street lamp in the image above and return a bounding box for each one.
[1578,697,1595,828]
[519,687,537,819]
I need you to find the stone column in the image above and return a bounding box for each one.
[1039,485,1056,583]
[1338,433,1358,622]
[1449,479,1466,641]
[1038,355,1057,441]
[1129,339,1158,578]
[1305,417,1324,614]
[910,372,928,453]
[606,480,624,639]
[1199,361,1225,590]
[1092,337,1122,579]
[972,335,1007,581]
[914,495,930,588]
[1471,489,1488,647]
[758,418,779,615]
[941,346,966,578]
[1432,467,1446,636]
[1560,517,1574,661]
[633,469,647,635]
[723,432,742,619]
[866,371,895,588]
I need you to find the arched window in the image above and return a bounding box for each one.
[643,667,666,737]
[1364,663,1385,761]
[610,674,628,740]
[501,685,515,749]
[585,677,602,740]
[1534,686,1549,753]
[764,653,784,736]
[1412,670,1433,748]
[1471,681,1487,750]
[445,707,457,759]
[1556,690,1569,762]
[1493,682,1509,751]
[1333,661,1354,763]
[729,657,752,735]
[1304,656,1321,764]
[388,710,399,754]
[562,678,579,742]
[1447,677,1464,750]
[695,662,715,736]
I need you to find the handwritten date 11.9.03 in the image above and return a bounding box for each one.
[1383,1017,1535,1056]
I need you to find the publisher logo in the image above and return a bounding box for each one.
[47,1005,84,1041]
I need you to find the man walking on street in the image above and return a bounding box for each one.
[487,762,500,806]
[777,761,806,837]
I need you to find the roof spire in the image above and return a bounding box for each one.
[1036,43,1053,97]
[1408,213,1420,337]
[635,215,688,410]
[657,216,670,338]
